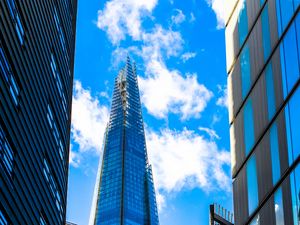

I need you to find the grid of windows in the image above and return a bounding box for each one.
[0,124,14,177]
[43,158,63,221]
[5,0,25,45]
[0,209,8,225]
[47,104,64,161]
[0,44,20,106]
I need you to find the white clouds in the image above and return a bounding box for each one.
[181,52,197,63]
[189,12,196,23]
[71,81,109,154]
[146,128,231,195]
[97,0,158,45]
[199,127,220,140]
[139,64,212,120]
[206,0,226,29]
[171,9,186,26]
[216,85,228,108]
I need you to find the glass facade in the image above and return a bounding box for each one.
[226,0,300,224]
[92,57,159,225]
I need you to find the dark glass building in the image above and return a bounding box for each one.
[0,0,77,224]
[225,0,299,224]
[90,57,159,225]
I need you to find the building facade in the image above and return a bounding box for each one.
[0,0,77,224]
[90,57,159,225]
[225,0,299,224]
[209,204,234,225]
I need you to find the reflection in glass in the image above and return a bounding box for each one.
[262,4,271,61]
[250,215,260,225]
[270,124,281,185]
[266,63,276,120]
[290,164,300,225]
[274,188,285,225]
[238,0,248,47]
[276,0,294,36]
[244,99,255,156]
[241,44,251,99]
[247,155,259,215]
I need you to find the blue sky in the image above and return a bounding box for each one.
[66,0,232,224]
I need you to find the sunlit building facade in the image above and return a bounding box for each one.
[225,0,300,224]
[0,0,77,224]
[90,57,159,225]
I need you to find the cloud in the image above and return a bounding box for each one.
[206,0,226,29]
[189,12,196,23]
[181,52,197,63]
[146,128,231,195]
[71,81,110,154]
[97,0,158,45]
[216,85,228,108]
[171,9,186,26]
[139,64,212,120]
[199,127,220,140]
[69,147,81,168]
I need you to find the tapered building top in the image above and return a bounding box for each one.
[90,57,159,225]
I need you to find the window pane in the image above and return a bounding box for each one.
[238,1,248,47]
[244,99,255,156]
[290,164,300,225]
[250,215,260,225]
[276,0,294,36]
[270,123,281,185]
[288,87,300,163]
[241,44,251,98]
[274,188,285,225]
[266,63,276,120]
[262,4,271,61]
[247,155,259,215]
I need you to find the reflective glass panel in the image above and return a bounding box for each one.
[241,44,251,98]
[238,1,248,47]
[274,188,285,225]
[247,155,259,215]
[250,215,260,225]
[270,123,281,185]
[244,99,255,156]
[290,164,300,225]
[262,4,271,61]
[276,0,294,36]
[266,63,276,120]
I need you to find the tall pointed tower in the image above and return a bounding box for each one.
[90,57,159,225]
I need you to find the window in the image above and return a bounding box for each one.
[290,164,300,225]
[247,155,259,215]
[250,215,260,225]
[276,0,295,36]
[285,87,300,165]
[240,44,251,98]
[266,63,276,120]
[261,4,271,62]
[270,124,281,185]
[274,188,285,225]
[0,125,14,177]
[280,23,299,98]
[244,99,255,156]
[0,209,8,225]
[50,53,68,120]
[238,0,248,47]
[40,214,47,225]
[0,45,20,106]
[6,0,25,44]
[47,104,64,160]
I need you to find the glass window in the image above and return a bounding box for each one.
[5,0,25,45]
[250,215,260,225]
[247,155,259,215]
[270,124,281,185]
[296,14,300,64]
[276,0,295,36]
[280,24,300,98]
[238,0,248,47]
[0,126,14,176]
[0,209,8,225]
[266,63,276,120]
[290,164,300,225]
[241,44,251,98]
[244,99,255,156]
[274,188,285,225]
[287,87,300,164]
[262,4,271,62]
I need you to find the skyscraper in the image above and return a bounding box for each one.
[89,57,159,225]
[225,0,299,224]
[0,0,77,224]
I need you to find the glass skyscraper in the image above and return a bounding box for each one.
[225,0,299,224]
[90,57,159,225]
[0,0,77,224]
